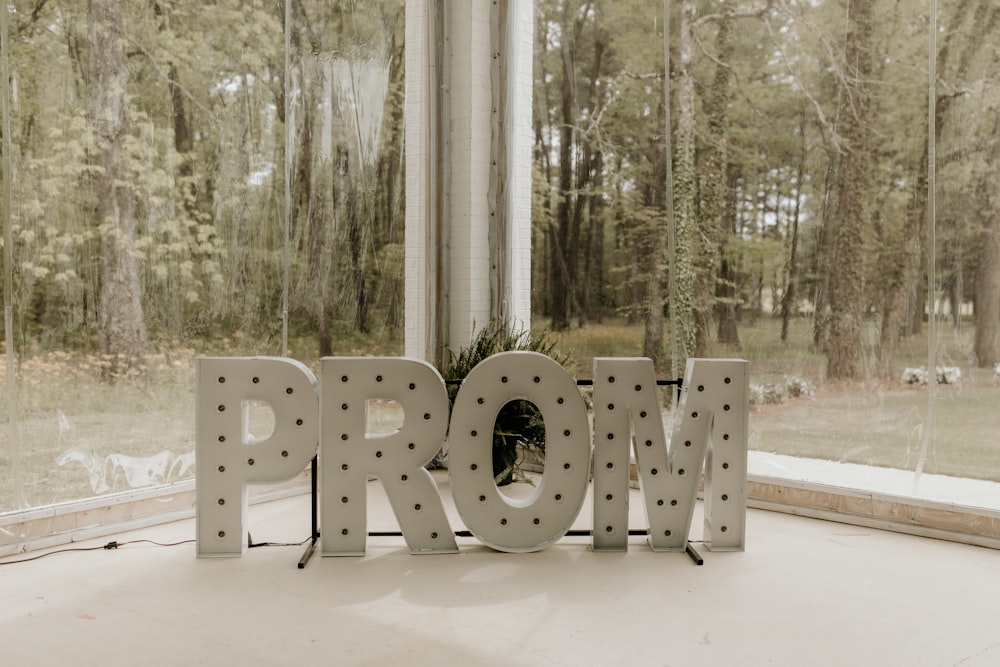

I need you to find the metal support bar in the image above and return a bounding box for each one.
[365,529,652,539]
[297,455,320,569]
[443,378,683,386]
[297,379,685,567]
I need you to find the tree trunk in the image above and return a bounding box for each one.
[306,61,331,357]
[951,245,964,332]
[88,0,147,375]
[975,214,1000,366]
[168,63,196,216]
[811,157,836,348]
[346,175,369,334]
[581,149,604,325]
[549,12,577,332]
[643,216,666,370]
[716,167,740,347]
[576,25,607,328]
[974,112,1000,367]
[670,0,697,363]
[876,163,923,378]
[695,10,733,357]
[826,0,875,381]
[642,83,669,371]
[376,9,406,334]
[234,67,256,332]
[881,0,990,368]
[781,109,806,343]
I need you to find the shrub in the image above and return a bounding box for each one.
[440,319,567,485]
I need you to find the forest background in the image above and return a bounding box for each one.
[2,0,1000,512]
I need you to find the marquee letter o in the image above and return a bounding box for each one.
[448,351,590,552]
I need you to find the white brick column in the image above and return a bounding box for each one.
[506,0,534,332]
[447,1,493,351]
[405,0,534,363]
[404,0,431,361]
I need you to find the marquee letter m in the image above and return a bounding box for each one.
[591,358,748,552]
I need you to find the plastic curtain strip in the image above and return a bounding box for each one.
[664,0,678,383]
[281,0,293,357]
[0,0,23,509]
[914,0,938,491]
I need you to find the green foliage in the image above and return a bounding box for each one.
[0,0,408,354]
[2,0,998,380]
[441,320,567,485]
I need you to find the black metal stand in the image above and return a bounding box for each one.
[297,455,320,569]
[296,377,684,568]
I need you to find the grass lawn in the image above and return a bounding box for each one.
[1,315,998,513]
[543,315,1000,482]
[750,379,1000,482]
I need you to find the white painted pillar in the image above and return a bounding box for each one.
[405,0,533,364]
[446,1,493,351]
[504,0,534,337]
[404,0,432,361]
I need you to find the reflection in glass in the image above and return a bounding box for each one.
[0,1,404,513]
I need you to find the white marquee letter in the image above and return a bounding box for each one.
[196,358,319,557]
[448,352,591,553]
[696,359,749,551]
[320,358,457,556]
[591,358,748,552]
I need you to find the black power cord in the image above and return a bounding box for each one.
[0,539,195,566]
[0,534,311,566]
[247,533,312,548]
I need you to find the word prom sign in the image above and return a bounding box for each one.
[195,353,748,557]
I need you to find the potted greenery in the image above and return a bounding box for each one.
[439,319,567,485]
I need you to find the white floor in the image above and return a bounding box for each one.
[2,472,1000,667]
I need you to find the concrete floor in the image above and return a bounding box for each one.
[2,472,999,667]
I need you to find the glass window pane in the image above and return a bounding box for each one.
[2,0,997,541]
[0,0,405,515]
[531,0,1000,516]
